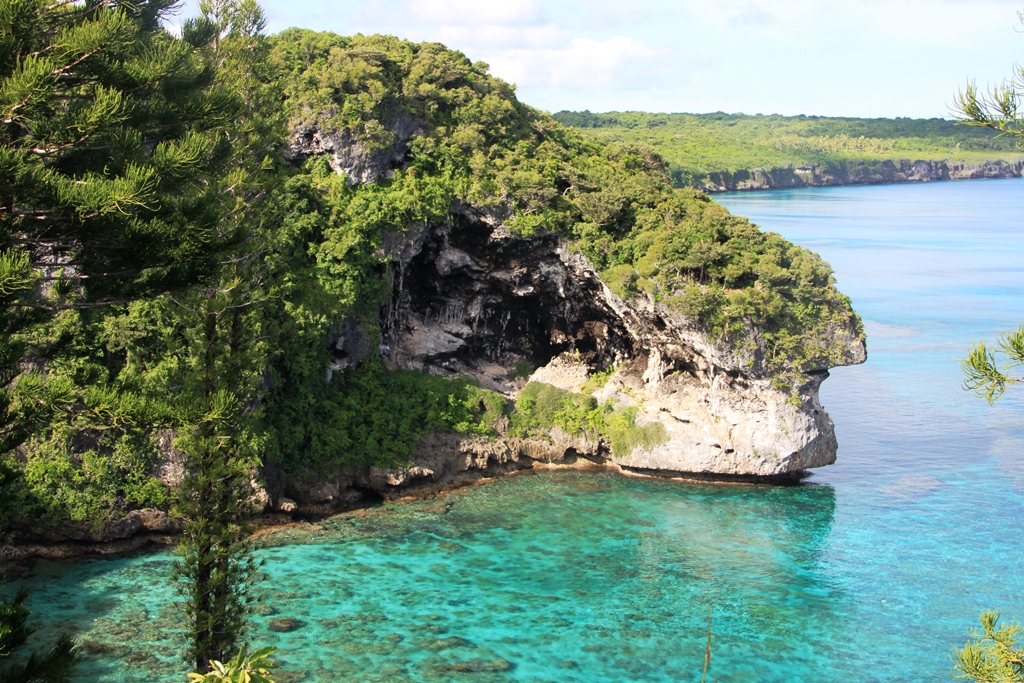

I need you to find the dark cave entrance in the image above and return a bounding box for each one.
[383,213,635,374]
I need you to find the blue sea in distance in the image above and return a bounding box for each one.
[11,179,1024,683]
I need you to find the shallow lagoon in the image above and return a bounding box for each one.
[14,178,1024,682]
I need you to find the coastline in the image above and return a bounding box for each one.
[0,448,807,570]
[700,157,1024,192]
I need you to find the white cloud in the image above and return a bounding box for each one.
[410,0,541,26]
[727,3,777,28]
[433,23,569,49]
[574,0,655,28]
[487,36,670,90]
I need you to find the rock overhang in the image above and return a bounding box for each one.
[358,202,866,480]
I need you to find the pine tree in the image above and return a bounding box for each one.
[0,0,243,306]
[0,1,249,678]
[165,0,285,672]
[960,326,1024,403]
[171,279,270,671]
[953,612,1024,682]
[0,0,246,467]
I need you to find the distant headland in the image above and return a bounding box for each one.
[553,110,1024,192]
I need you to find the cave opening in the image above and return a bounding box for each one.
[383,213,635,375]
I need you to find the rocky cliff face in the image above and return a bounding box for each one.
[701,158,1024,192]
[343,199,865,493]
[284,114,424,185]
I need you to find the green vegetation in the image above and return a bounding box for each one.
[552,110,1023,188]
[272,357,503,471]
[0,588,79,683]
[188,646,278,683]
[581,363,618,394]
[512,382,604,439]
[18,428,167,529]
[602,406,667,457]
[508,359,536,381]
[512,382,667,457]
[952,612,1024,682]
[960,325,1024,403]
[0,22,861,530]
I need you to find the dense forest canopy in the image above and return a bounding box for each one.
[552,110,1024,187]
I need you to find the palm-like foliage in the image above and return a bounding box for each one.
[187,646,277,683]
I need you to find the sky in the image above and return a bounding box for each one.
[177,0,1024,119]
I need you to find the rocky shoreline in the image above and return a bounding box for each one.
[700,158,1024,192]
[1,436,808,567]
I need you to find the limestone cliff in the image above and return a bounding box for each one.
[701,158,1024,192]
[331,199,865,499]
[1,157,868,560]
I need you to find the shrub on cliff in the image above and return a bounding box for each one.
[511,382,667,457]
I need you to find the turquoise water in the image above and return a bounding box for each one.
[12,178,1024,682]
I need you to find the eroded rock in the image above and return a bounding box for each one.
[267,617,306,633]
[367,202,865,479]
[284,115,423,185]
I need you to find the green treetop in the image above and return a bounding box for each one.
[0,0,262,678]
[0,0,244,305]
[953,8,1024,143]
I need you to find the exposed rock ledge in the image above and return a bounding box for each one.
[700,158,1024,192]
[0,426,812,563]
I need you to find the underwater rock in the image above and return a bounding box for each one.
[267,617,306,632]
[432,658,515,673]
[421,635,474,651]
[78,640,131,657]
